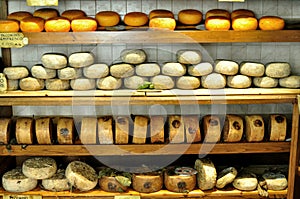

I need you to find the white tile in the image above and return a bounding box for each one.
[202,0,218,15]
[232,45,247,61]
[232,2,247,11]
[247,0,263,16]
[278,0,292,19]
[8,1,21,13]
[127,0,142,12]
[216,44,232,60]
[80,0,96,16]
[173,0,187,16]
[217,2,232,12]
[65,0,81,10]
[96,0,111,12]
[261,43,276,61]
[157,0,172,10]
[274,44,290,62]
[262,0,278,16]
[141,0,157,14]
[246,44,262,61]
[23,46,38,62]
[292,0,300,18]
[112,0,127,16]
[186,0,203,12]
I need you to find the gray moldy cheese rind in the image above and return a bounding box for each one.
[121,49,147,64]
[233,172,258,191]
[31,64,56,79]
[45,79,70,91]
[124,76,148,89]
[151,75,175,90]
[42,169,70,192]
[201,73,226,89]
[22,157,57,180]
[227,75,252,89]
[57,117,74,144]
[135,63,161,77]
[214,60,239,75]
[262,172,288,191]
[41,53,68,69]
[19,77,45,91]
[7,79,19,91]
[188,62,213,77]
[162,62,186,77]
[3,66,29,80]
[265,62,291,78]
[279,75,300,88]
[96,76,122,90]
[194,158,217,190]
[216,167,238,189]
[253,76,278,88]
[58,67,82,80]
[176,76,200,89]
[110,63,135,78]
[177,50,202,65]
[70,78,96,90]
[69,52,95,68]
[239,62,265,77]
[83,63,109,79]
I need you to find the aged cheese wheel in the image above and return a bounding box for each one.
[227,75,252,88]
[164,167,197,192]
[115,116,130,144]
[201,73,226,89]
[205,9,230,19]
[169,115,185,143]
[98,116,113,144]
[96,76,122,90]
[45,79,70,91]
[265,62,291,78]
[259,16,285,30]
[57,117,74,144]
[42,169,70,191]
[35,117,53,144]
[279,75,300,88]
[0,73,7,91]
[31,64,56,79]
[162,62,186,77]
[183,116,201,143]
[176,76,200,89]
[215,60,239,75]
[132,116,149,144]
[70,78,96,90]
[7,79,19,91]
[45,17,71,32]
[124,76,148,89]
[33,8,59,20]
[3,66,29,80]
[135,63,160,77]
[80,117,97,144]
[231,9,255,19]
[262,172,287,191]
[61,9,87,21]
[178,9,202,25]
[245,115,265,142]
[0,118,11,144]
[268,114,287,141]
[149,9,174,19]
[177,50,202,65]
[2,168,38,192]
[95,11,120,27]
[7,11,33,22]
[22,157,57,179]
[41,53,68,69]
[203,115,221,143]
[150,116,165,143]
[0,19,19,32]
[216,167,238,189]
[19,77,44,91]
[110,63,134,78]
[58,67,82,80]
[233,172,258,191]
[71,17,98,32]
[222,115,244,142]
[69,52,95,68]
[83,63,109,79]
[20,16,44,32]
[121,49,147,64]
[151,75,174,90]
[205,16,231,31]
[232,16,258,31]
[15,117,33,144]
[132,172,163,193]
[65,161,98,191]
[194,158,217,190]
[149,17,176,30]
[124,12,148,26]
[99,175,129,192]
[253,76,278,88]
[188,62,213,76]
[240,62,265,77]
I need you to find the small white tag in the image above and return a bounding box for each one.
[114,196,141,199]
[27,0,58,6]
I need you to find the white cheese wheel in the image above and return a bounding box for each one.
[70,78,96,90]
[69,52,95,68]
[115,116,130,144]
[202,115,221,143]
[132,116,149,144]
[124,76,148,89]
[7,79,19,91]
[83,63,109,79]
[253,76,278,88]
[177,50,202,65]
[3,66,29,80]
[80,117,97,144]
[240,62,265,77]
[265,62,291,78]
[136,63,161,77]
[15,117,33,144]
[22,157,57,180]
[201,73,226,89]
[57,117,74,144]
[245,115,265,142]
[194,158,217,190]
[35,117,53,144]
[2,168,38,192]
[214,60,239,75]
[132,173,163,193]
[0,73,7,91]
[41,53,68,69]
[31,64,56,79]
[0,118,11,144]
[183,116,201,143]
[151,75,175,89]
[262,172,287,191]
[162,62,186,77]
[65,161,98,191]
[169,115,185,143]
[176,76,200,89]
[268,114,287,141]
[233,172,258,191]
[216,167,238,189]
[110,63,135,78]
[42,169,70,191]
[150,116,165,143]
[279,75,300,88]
[19,77,45,91]
[222,115,244,142]
[164,168,197,192]
[98,116,113,144]
[96,76,122,90]
[45,79,70,91]
[188,62,213,77]
[227,75,252,89]
[58,67,82,80]
[121,49,147,64]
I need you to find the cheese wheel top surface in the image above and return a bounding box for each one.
[7,11,33,21]
[124,12,148,27]
[61,9,87,20]
[149,9,174,19]
[178,9,203,25]
[205,9,230,19]
[231,9,255,19]
[33,8,59,20]
[95,11,120,27]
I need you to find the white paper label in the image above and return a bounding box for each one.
[3,195,42,199]
[0,33,27,48]
[27,0,58,6]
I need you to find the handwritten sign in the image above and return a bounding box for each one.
[27,0,58,6]
[0,33,28,48]
[3,195,42,199]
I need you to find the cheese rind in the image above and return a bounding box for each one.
[70,78,96,90]
[3,66,29,80]
[201,73,226,89]
[22,157,57,180]
[245,115,265,142]
[124,76,148,89]
[265,62,291,78]
[177,50,202,65]
[214,60,239,75]
[150,116,165,143]
[69,52,95,68]
[253,76,278,88]
[121,49,147,64]
[83,63,109,79]
[151,75,175,89]
[136,63,161,77]
[268,114,287,141]
[194,158,217,190]
[41,53,68,69]
[98,116,113,144]
[132,116,149,144]
[169,115,185,143]
[7,79,19,91]
[35,117,53,144]
[45,79,70,91]
[19,77,45,91]
[58,67,82,80]
[227,75,252,88]
[222,115,244,142]
[240,62,265,77]
[188,62,213,77]
[80,117,97,144]
[115,116,130,144]
[162,63,186,77]
[96,76,122,90]
[42,169,70,192]
[57,117,74,144]
[203,115,221,143]
[132,173,163,193]
[262,172,288,191]
[31,64,56,79]
[233,172,258,191]
[15,117,34,144]
[279,75,300,88]
[176,76,200,89]
[164,168,197,192]
[110,63,135,78]
[183,116,201,143]
[0,118,11,144]
[216,167,238,189]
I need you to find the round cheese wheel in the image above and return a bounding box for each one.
[35,117,53,144]
[33,8,59,20]
[259,16,285,30]
[19,77,44,91]
[177,50,202,65]
[65,161,98,191]
[202,115,221,143]
[135,63,161,77]
[124,76,148,89]
[222,115,244,142]
[205,16,230,31]
[149,9,174,19]
[98,116,113,144]
[99,176,129,192]
[266,62,291,78]
[279,75,300,88]
[22,157,57,179]
[253,76,278,88]
[58,67,82,80]
[132,172,163,193]
[132,115,149,144]
[201,73,226,89]
[20,16,44,32]
[176,76,200,89]
[149,17,176,30]
[3,66,29,80]
[45,17,71,32]
[83,63,109,79]
[240,62,265,77]
[42,169,70,191]
[232,16,258,31]
[31,64,56,79]
[262,172,287,191]
[95,11,120,27]
[121,49,147,64]
[231,9,255,19]
[57,117,74,144]
[216,167,238,189]
[188,62,213,76]
[71,78,96,90]
[2,168,38,192]
[96,76,122,90]
[162,62,186,77]
[124,12,148,27]
[227,75,252,88]
[194,158,217,190]
[245,115,265,142]
[80,117,97,144]
[7,79,19,91]
[69,52,95,68]
[42,53,68,69]
[214,60,239,75]
[45,79,70,91]
[178,9,202,25]
[0,118,11,144]
[7,11,33,21]
[110,63,134,78]
[205,9,230,19]
[0,19,19,32]
[61,9,86,21]
[268,114,287,141]
[233,172,258,191]
[151,75,174,90]
[71,17,98,32]
[15,117,34,144]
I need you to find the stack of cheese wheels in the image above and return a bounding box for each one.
[259,16,285,30]
[132,171,163,193]
[22,157,57,179]
[231,9,257,31]
[35,117,53,144]
[268,114,287,141]
[194,158,217,190]
[222,115,244,142]
[98,116,114,144]
[149,9,176,30]
[42,169,70,191]
[61,9,87,20]
[168,115,185,143]
[0,19,20,32]
[33,8,59,20]
[216,167,238,189]
[57,117,75,144]
[132,115,149,144]
[0,118,11,144]
[233,172,258,191]
[95,11,120,27]
[150,116,165,143]
[124,12,148,27]
[7,11,32,21]
[80,117,97,144]
[178,9,202,25]
[205,9,231,31]
[245,115,265,142]
[115,116,130,144]
[202,115,221,143]
[71,17,98,31]
[15,117,34,144]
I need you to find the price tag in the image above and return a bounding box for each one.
[3,195,42,199]
[114,196,140,199]
[27,0,58,6]
[0,33,28,48]
[218,0,245,2]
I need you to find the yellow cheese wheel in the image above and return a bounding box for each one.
[0,118,11,144]
[149,17,176,30]
[35,117,53,144]
[124,12,148,27]
[232,16,258,31]
[57,117,74,144]
[15,117,34,144]
[205,16,230,31]
[71,17,98,32]
[45,17,71,32]
[259,16,285,30]
[80,117,97,144]
[0,19,19,32]
[20,16,44,32]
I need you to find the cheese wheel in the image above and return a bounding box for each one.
[110,63,134,78]
[45,17,71,32]
[70,78,96,90]
[233,172,258,191]
[169,115,185,143]
[65,161,98,191]
[151,75,175,89]
[194,158,217,190]
[177,50,202,65]
[132,172,163,193]
[216,167,238,189]
[124,12,148,27]
[115,116,130,144]
[227,75,252,88]
[245,115,265,142]
[268,115,287,141]
[83,63,109,79]
[162,62,186,77]
[7,11,33,21]
[124,76,148,89]
[231,9,255,19]
[99,175,129,192]
[2,168,38,192]
[149,17,176,30]
[15,117,34,144]
[176,76,200,89]
[71,17,98,32]
[0,73,7,91]
[45,79,70,91]
[42,53,68,69]
[20,16,44,32]
[183,116,201,143]
[205,9,230,19]
[33,8,59,20]
[164,167,197,192]
[98,116,113,144]
[150,116,165,143]
[203,115,221,143]
[42,169,70,191]
[279,75,300,88]
[259,16,285,30]
[35,117,53,144]
[135,63,161,77]
[61,9,87,21]
[19,77,44,91]
[265,62,291,78]
[0,19,19,32]
[7,79,19,91]
[31,64,56,79]
[149,9,174,19]
[96,76,122,90]
[201,73,226,89]
[232,16,258,31]
[222,115,244,142]
[205,16,230,31]
[262,172,287,191]
[178,9,202,25]
[188,62,213,77]
[121,49,147,64]
[240,62,265,77]
[80,117,97,144]
[57,117,74,144]
[22,157,57,180]
[95,11,120,27]
[69,52,95,68]
[58,67,82,80]
[253,76,278,88]
[132,116,149,144]
[215,60,239,75]
[3,66,29,80]
[0,118,11,144]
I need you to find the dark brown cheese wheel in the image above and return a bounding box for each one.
[80,117,97,144]
[164,167,197,192]
[95,11,120,27]
[7,11,33,22]
[33,8,59,20]
[268,115,287,141]
[245,115,265,142]
[222,115,244,142]
[205,9,230,19]
[19,77,44,91]
[149,9,174,19]
[115,116,130,144]
[231,9,255,19]
[183,116,201,143]
[15,117,34,144]
[132,172,163,193]
[57,117,74,144]
[150,116,165,143]
[98,116,113,144]
[132,116,149,144]
[169,115,185,143]
[0,118,11,144]
[124,12,148,27]
[61,9,87,21]
[202,115,221,143]
[178,9,202,25]
[35,117,53,144]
